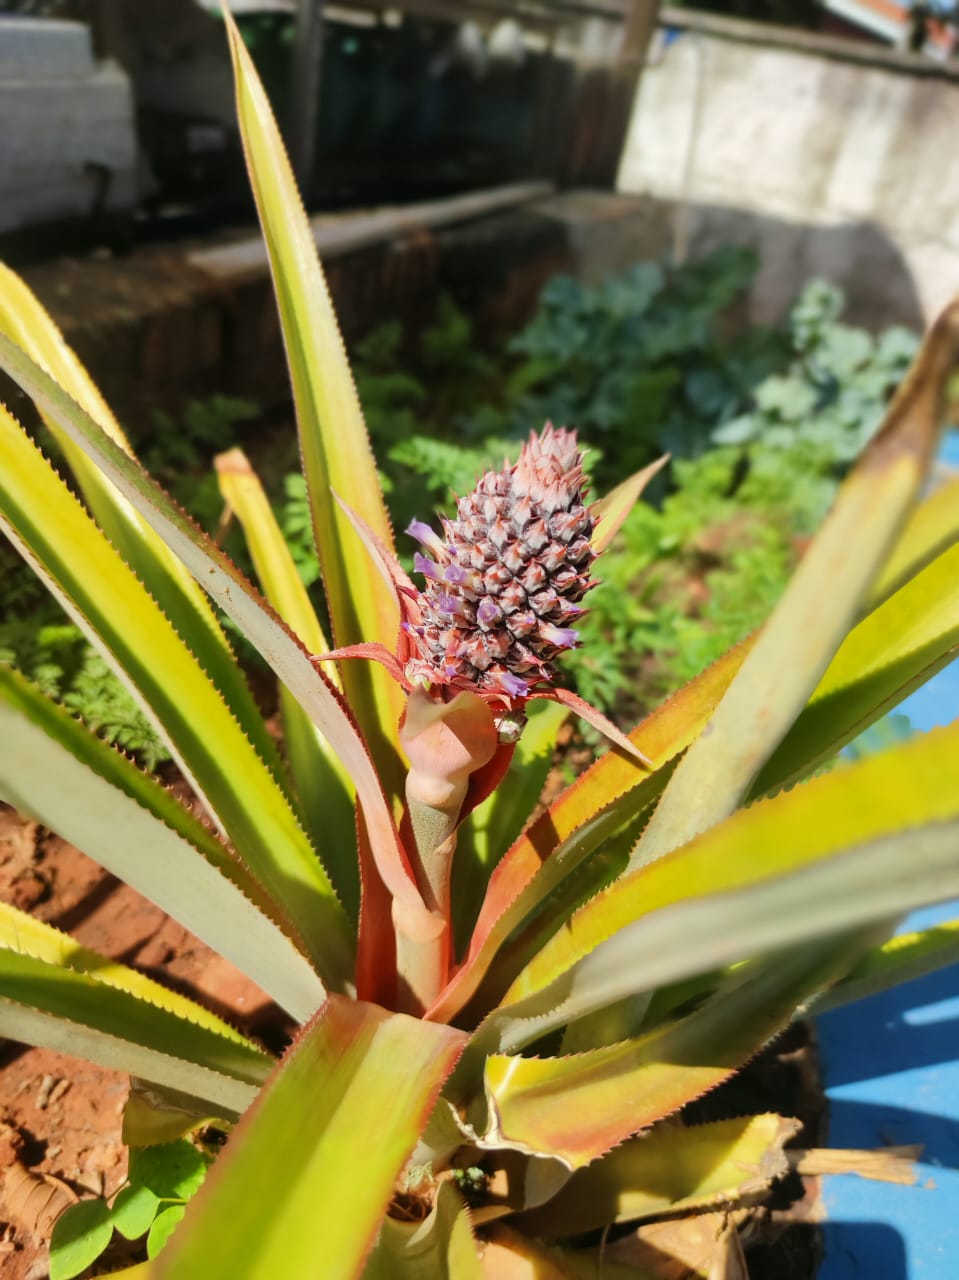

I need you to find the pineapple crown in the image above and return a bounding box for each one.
[404,425,595,706]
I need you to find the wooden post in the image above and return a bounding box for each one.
[619,0,661,71]
[561,0,661,188]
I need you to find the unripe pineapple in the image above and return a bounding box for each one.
[405,425,595,701]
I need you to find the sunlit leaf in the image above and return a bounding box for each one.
[474,722,959,1057]
[516,1114,798,1238]
[50,1199,113,1280]
[0,945,269,1112]
[223,12,405,779]
[590,455,669,555]
[216,447,358,916]
[111,1185,162,1241]
[870,473,959,604]
[755,542,959,793]
[0,264,287,785]
[808,918,959,1016]
[0,666,327,1021]
[0,397,353,983]
[481,944,859,1166]
[155,997,465,1280]
[0,341,436,954]
[634,302,959,865]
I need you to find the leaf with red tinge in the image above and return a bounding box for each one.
[154,996,465,1280]
[481,943,858,1168]
[426,643,749,1025]
[590,455,669,555]
[531,688,654,767]
[516,1113,799,1239]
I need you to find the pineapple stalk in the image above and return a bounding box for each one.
[397,690,498,1009]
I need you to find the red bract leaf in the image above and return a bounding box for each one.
[425,641,751,1024]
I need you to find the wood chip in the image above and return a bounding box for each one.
[0,1161,78,1237]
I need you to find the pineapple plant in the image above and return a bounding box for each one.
[0,10,957,1278]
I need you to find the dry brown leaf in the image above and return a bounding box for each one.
[606,1210,752,1280]
[789,1145,922,1185]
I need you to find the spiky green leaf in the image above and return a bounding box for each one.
[634,301,959,865]
[223,13,405,780]
[0,666,326,1020]
[154,996,465,1280]
[0,398,353,982]
[0,264,286,786]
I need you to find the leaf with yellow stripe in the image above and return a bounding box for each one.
[809,918,959,1016]
[216,446,358,917]
[754,542,959,794]
[0,339,438,960]
[471,721,959,1061]
[0,397,353,984]
[871,472,959,604]
[0,664,326,1022]
[0,264,286,788]
[516,1114,798,1239]
[634,299,959,866]
[154,997,465,1280]
[0,906,272,1113]
[481,943,860,1168]
[223,12,405,778]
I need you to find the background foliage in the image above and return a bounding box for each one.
[0,254,919,760]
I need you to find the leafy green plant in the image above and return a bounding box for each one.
[0,15,958,1280]
[51,1140,214,1280]
[714,279,920,463]
[0,603,169,769]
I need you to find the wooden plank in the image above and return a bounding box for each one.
[189,181,555,282]
[327,0,632,30]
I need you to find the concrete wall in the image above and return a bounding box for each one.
[0,19,136,236]
[617,9,959,329]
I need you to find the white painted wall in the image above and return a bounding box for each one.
[617,19,959,327]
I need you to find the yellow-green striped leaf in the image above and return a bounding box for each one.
[481,943,860,1167]
[223,13,405,780]
[515,1114,798,1238]
[0,263,287,788]
[0,341,435,949]
[215,448,358,917]
[480,721,959,1055]
[155,996,465,1280]
[0,666,325,1021]
[634,300,959,865]
[0,912,272,1112]
[0,398,353,983]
